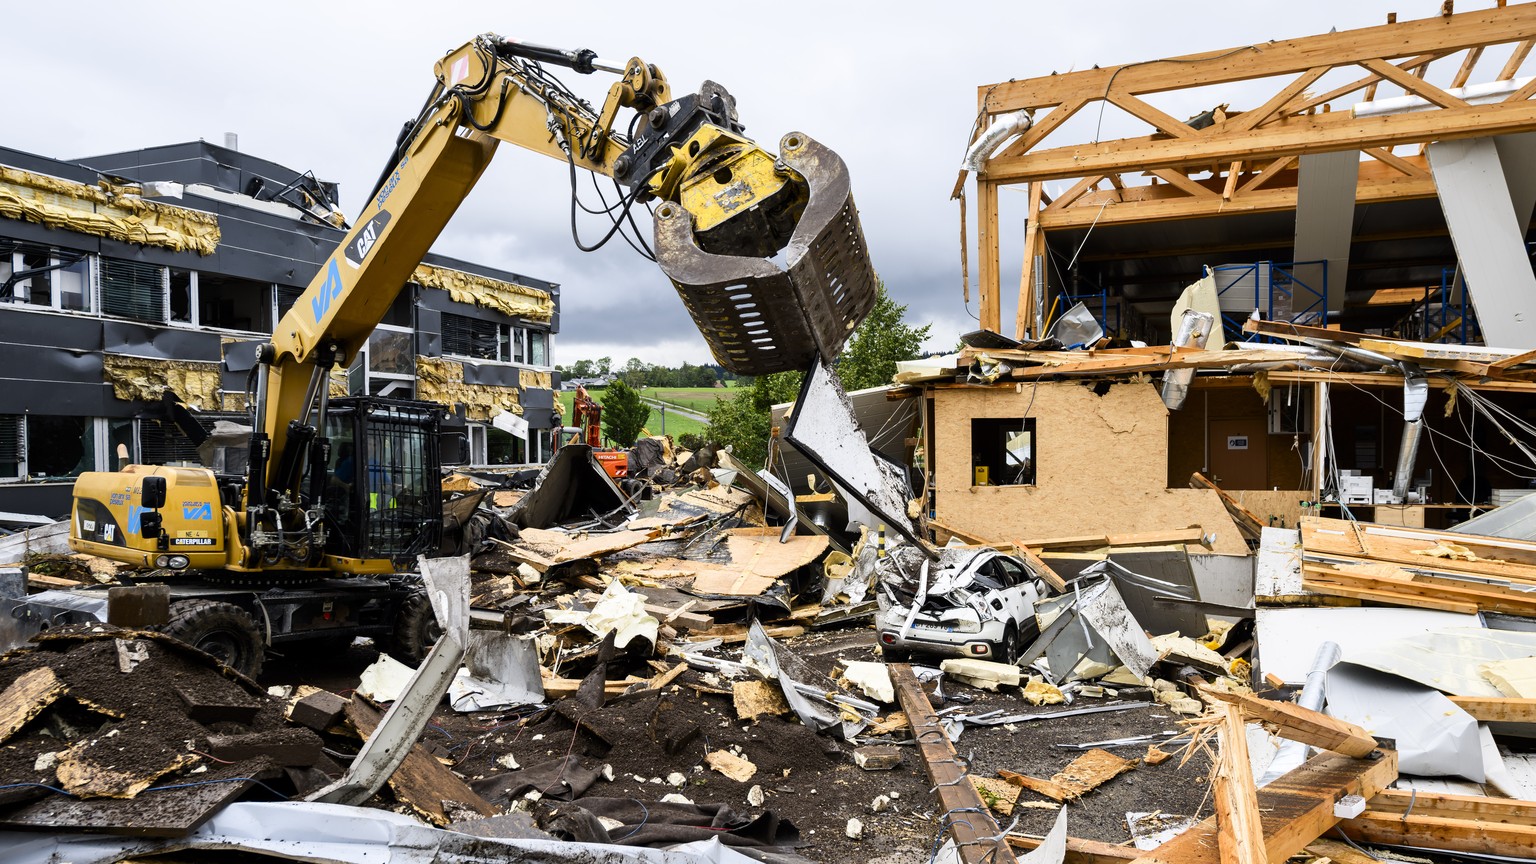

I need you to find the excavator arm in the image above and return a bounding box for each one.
[74,34,878,575]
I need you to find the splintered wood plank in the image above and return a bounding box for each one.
[1201,688,1379,757]
[891,664,1018,864]
[1213,703,1267,864]
[1132,750,1397,864]
[1190,473,1265,540]
[1340,810,1536,858]
[1010,543,1069,593]
[345,698,496,826]
[0,667,66,745]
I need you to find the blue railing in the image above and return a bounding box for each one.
[1212,260,1328,342]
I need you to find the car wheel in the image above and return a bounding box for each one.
[386,588,441,665]
[162,599,265,679]
[996,623,1019,665]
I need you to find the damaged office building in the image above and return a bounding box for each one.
[0,138,562,523]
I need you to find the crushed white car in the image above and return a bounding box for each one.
[875,547,1046,663]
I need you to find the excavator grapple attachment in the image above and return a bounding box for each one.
[653,132,878,377]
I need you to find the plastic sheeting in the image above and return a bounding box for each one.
[0,800,766,864]
[1326,663,1484,781]
[1344,626,1536,697]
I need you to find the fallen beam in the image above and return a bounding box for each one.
[1131,749,1398,864]
[1200,687,1381,757]
[891,663,1018,864]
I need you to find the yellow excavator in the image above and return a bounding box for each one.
[59,36,877,676]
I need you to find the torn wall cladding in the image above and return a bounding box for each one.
[416,355,523,422]
[412,263,553,324]
[0,165,219,255]
[931,380,1250,555]
[101,356,224,410]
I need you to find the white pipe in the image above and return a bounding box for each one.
[1352,77,1534,118]
[962,110,1032,173]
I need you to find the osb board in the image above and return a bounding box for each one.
[1229,490,1308,529]
[932,382,1247,555]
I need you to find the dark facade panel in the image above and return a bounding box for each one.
[0,343,102,384]
[1,379,121,416]
[222,339,263,373]
[102,321,223,361]
[0,310,102,351]
[0,220,104,256]
[0,145,99,184]
[0,482,74,520]
[520,388,554,412]
[461,363,521,388]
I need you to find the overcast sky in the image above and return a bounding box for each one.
[1,1,1469,366]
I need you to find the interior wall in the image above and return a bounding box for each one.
[931,381,1248,554]
[1166,382,1309,492]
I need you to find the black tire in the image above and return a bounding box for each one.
[386,589,441,665]
[162,599,265,679]
[995,623,1019,666]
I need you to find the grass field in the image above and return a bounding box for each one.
[646,386,737,414]
[556,390,707,442]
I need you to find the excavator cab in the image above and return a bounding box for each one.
[319,397,444,566]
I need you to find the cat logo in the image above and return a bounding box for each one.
[344,211,392,267]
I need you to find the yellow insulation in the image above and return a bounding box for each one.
[519,368,552,390]
[412,263,554,323]
[416,356,522,421]
[102,356,224,409]
[0,165,220,255]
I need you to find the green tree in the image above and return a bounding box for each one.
[838,283,932,391]
[600,379,649,447]
[596,357,613,377]
[620,357,649,388]
[569,358,595,378]
[704,371,803,468]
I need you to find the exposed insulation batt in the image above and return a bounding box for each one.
[416,356,522,421]
[0,165,220,255]
[412,264,553,323]
[519,368,552,389]
[102,356,223,408]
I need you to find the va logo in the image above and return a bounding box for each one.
[126,505,146,534]
[183,502,213,521]
[311,259,343,323]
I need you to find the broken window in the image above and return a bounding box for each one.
[442,312,512,362]
[368,328,414,376]
[0,415,96,480]
[275,284,304,319]
[198,273,271,332]
[528,330,548,366]
[169,269,194,323]
[1,247,90,311]
[971,418,1036,486]
[486,425,526,464]
[99,258,166,322]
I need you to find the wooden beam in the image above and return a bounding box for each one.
[891,664,1018,864]
[1341,810,1536,858]
[1499,38,1534,79]
[1008,834,1137,864]
[983,6,1536,112]
[1229,66,1332,132]
[1488,346,1536,371]
[1221,161,1243,200]
[1042,174,1106,213]
[1009,542,1069,593]
[984,100,1536,183]
[1016,181,1045,340]
[1131,750,1398,864]
[1107,91,1196,138]
[1191,472,1265,541]
[1450,45,1485,89]
[1362,146,1431,179]
[1288,54,1441,115]
[1510,74,1536,103]
[992,98,1090,163]
[977,179,1000,332]
[1447,695,1536,723]
[1357,57,1473,109]
[1213,702,1267,864]
[1368,789,1536,825]
[1238,156,1297,194]
[1201,687,1381,758]
[1149,168,1220,198]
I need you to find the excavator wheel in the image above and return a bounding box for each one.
[161,599,265,679]
[385,589,441,665]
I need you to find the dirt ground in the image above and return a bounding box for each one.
[266,625,1212,863]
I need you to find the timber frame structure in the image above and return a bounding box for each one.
[961,2,1536,342]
